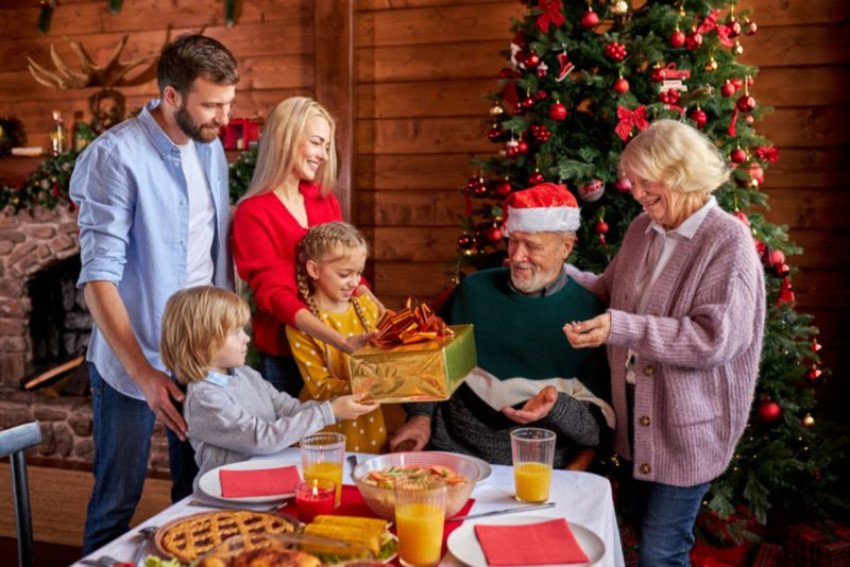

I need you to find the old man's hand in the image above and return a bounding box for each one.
[389,415,432,452]
[502,385,558,424]
[563,312,612,349]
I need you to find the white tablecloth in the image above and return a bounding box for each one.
[74,448,625,567]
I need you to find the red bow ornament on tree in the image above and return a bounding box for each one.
[697,9,734,47]
[615,105,649,141]
[536,0,565,32]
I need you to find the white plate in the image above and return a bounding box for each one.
[198,459,298,504]
[462,454,493,484]
[447,515,605,567]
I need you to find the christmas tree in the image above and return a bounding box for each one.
[454,0,847,540]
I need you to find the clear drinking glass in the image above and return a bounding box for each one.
[510,427,556,503]
[301,432,346,507]
[394,479,447,567]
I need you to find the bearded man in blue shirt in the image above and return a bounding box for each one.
[70,34,238,554]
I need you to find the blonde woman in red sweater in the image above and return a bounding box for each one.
[233,97,375,398]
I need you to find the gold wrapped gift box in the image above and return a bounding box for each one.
[348,324,476,403]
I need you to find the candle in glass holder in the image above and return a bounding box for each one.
[295,479,336,523]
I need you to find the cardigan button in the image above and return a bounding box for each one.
[640,463,651,474]
[643,365,654,376]
[640,415,651,426]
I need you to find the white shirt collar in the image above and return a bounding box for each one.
[645,195,717,239]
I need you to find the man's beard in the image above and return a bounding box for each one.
[175,103,220,143]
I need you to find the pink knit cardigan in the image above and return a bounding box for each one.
[565,206,765,486]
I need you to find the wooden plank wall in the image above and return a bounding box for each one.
[0,0,315,150]
[354,0,850,424]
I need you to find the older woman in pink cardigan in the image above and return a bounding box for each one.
[564,119,765,566]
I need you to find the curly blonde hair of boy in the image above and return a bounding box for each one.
[295,221,369,328]
[160,286,251,385]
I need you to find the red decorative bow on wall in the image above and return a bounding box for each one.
[615,105,649,141]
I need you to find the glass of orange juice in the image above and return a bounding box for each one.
[301,432,345,507]
[394,479,447,567]
[510,427,556,503]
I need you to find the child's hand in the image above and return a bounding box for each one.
[340,332,375,354]
[330,393,379,420]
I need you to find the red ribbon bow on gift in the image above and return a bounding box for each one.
[536,0,565,32]
[370,297,454,348]
[615,105,649,141]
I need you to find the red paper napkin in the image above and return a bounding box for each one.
[219,465,300,498]
[474,518,590,566]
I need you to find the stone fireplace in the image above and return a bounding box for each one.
[0,207,169,473]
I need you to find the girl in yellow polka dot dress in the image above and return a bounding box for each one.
[286,221,389,453]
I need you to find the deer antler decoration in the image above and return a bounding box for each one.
[27,34,159,89]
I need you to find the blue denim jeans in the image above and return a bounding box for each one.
[630,478,710,567]
[259,354,303,398]
[82,364,196,554]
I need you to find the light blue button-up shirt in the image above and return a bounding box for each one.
[71,100,234,400]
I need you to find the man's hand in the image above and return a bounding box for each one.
[502,385,558,424]
[389,415,432,452]
[136,365,188,440]
[563,312,612,349]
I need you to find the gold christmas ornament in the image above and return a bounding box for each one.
[611,0,629,15]
[489,103,505,116]
[733,41,744,55]
[704,57,718,72]
[802,413,815,428]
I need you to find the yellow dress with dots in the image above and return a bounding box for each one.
[286,294,395,454]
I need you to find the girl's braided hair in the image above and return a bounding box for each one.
[295,221,370,330]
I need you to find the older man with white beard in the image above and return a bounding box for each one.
[390,183,613,468]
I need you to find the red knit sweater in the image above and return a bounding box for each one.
[232,182,342,356]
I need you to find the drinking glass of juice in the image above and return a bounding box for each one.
[394,479,447,567]
[510,427,556,503]
[301,432,345,506]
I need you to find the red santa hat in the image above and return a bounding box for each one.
[504,182,581,235]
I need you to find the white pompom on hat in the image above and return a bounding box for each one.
[503,182,581,235]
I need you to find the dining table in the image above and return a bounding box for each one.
[73,447,626,567]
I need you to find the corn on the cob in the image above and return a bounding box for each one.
[303,523,381,556]
[312,515,389,534]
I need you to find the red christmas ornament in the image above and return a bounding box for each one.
[685,31,703,50]
[721,80,737,97]
[659,88,680,105]
[731,148,748,164]
[767,248,786,267]
[488,125,505,143]
[749,162,765,186]
[734,210,749,225]
[524,51,541,70]
[775,263,790,278]
[577,179,605,202]
[494,179,513,198]
[811,339,823,353]
[528,170,545,185]
[521,95,536,110]
[651,66,667,82]
[728,19,742,38]
[484,225,504,244]
[580,8,600,29]
[737,95,757,112]
[669,30,686,48]
[549,102,568,121]
[517,139,529,154]
[758,400,782,423]
[745,20,758,35]
[755,239,766,257]
[535,90,549,101]
[806,366,824,386]
[614,178,632,193]
[689,107,708,128]
[613,77,630,94]
[505,140,519,158]
[466,175,482,192]
[457,232,477,250]
[603,42,627,62]
[595,220,609,234]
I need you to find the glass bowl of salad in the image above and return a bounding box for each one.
[352,452,480,520]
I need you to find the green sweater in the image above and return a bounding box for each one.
[444,268,609,399]
[410,268,610,467]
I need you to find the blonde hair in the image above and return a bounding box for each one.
[240,97,337,201]
[160,286,251,384]
[295,221,369,326]
[619,119,729,196]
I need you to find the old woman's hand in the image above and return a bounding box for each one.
[563,312,612,348]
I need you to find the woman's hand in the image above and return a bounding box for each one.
[330,393,379,420]
[563,312,612,349]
